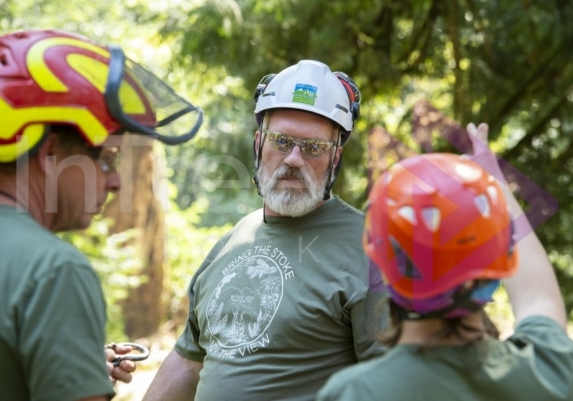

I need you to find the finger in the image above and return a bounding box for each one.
[118,359,137,373]
[476,122,489,142]
[465,123,506,183]
[106,361,115,377]
[111,366,133,384]
[466,122,490,155]
[104,348,115,361]
[466,122,476,135]
[113,344,134,355]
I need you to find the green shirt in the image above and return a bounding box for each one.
[0,206,114,401]
[175,198,388,401]
[317,315,573,401]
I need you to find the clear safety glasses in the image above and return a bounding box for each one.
[86,145,121,173]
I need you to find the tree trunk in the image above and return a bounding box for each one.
[103,134,167,339]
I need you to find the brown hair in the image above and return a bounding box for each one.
[50,124,98,156]
[377,300,499,349]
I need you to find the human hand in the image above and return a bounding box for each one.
[105,343,137,384]
[466,122,507,186]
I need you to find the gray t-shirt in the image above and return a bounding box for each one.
[175,198,388,401]
[0,206,113,401]
[317,315,573,401]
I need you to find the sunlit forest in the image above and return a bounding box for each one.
[2,0,573,399]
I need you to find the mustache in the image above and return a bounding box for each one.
[274,166,305,180]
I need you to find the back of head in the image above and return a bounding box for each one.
[363,153,518,319]
[253,59,360,146]
[0,29,203,163]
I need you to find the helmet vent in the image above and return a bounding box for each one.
[398,206,415,224]
[421,207,441,232]
[0,48,21,78]
[0,54,6,67]
[487,185,499,203]
[474,194,491,218]
[390,236,422,279]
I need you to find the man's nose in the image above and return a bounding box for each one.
[106,170,121,193]
[283,145,305,167]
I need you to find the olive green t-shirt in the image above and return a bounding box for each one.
[0,206,114,401]
[175,198,388,401]
[317,315,573,401]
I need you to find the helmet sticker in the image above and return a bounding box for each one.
[292,83,317,105]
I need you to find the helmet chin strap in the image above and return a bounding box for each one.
[323,131,343,200]
[252,130,265,197]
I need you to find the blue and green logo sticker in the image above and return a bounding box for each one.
[292,84,317,105]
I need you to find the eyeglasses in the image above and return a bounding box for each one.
[263,130,336,158]
[87,146,121,173]
[97,146,121,173]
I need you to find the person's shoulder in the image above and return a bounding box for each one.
[318,357,387,399]
[0,207,45,235]
[320,198,365,229]
[204,208,263,253]
[33,235,93,279]
[239,208,264,222]
[227,208,263,232]
[319,346,447,400]
[1,209,90,265]
[502,316,573,399]
[515,315,568,334]
[511,315,573,346]
[499,315,573,374]
[330,197,364,216]
[332,356,384,380]
[325,198,366,235]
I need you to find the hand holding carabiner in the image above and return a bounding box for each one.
[105,342,150,384]
[108,342,150,366]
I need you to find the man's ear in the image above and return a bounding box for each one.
[253,130,261,161]
[36,133,58,174]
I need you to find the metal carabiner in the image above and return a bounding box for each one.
[106,342,150,367]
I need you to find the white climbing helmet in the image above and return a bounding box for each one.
[253,60,360,145]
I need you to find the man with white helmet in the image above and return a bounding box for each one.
[144,60,387,401]
[0,29,203,401]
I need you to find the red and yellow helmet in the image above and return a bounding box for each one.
[0,29,203,162]
[363,153,517,310]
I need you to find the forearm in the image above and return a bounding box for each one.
[466,122,567,329]
[501,185,567,328]
[142,350,202,401]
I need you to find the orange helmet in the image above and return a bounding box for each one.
[0,29,203,162]
[363,153,517,316]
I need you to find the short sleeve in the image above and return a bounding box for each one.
[174,273,207,362]
[20,262,114,401]
[350,282,389,361]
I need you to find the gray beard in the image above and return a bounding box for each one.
[257,164,327,217]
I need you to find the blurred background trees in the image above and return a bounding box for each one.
[2,0,573,339]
